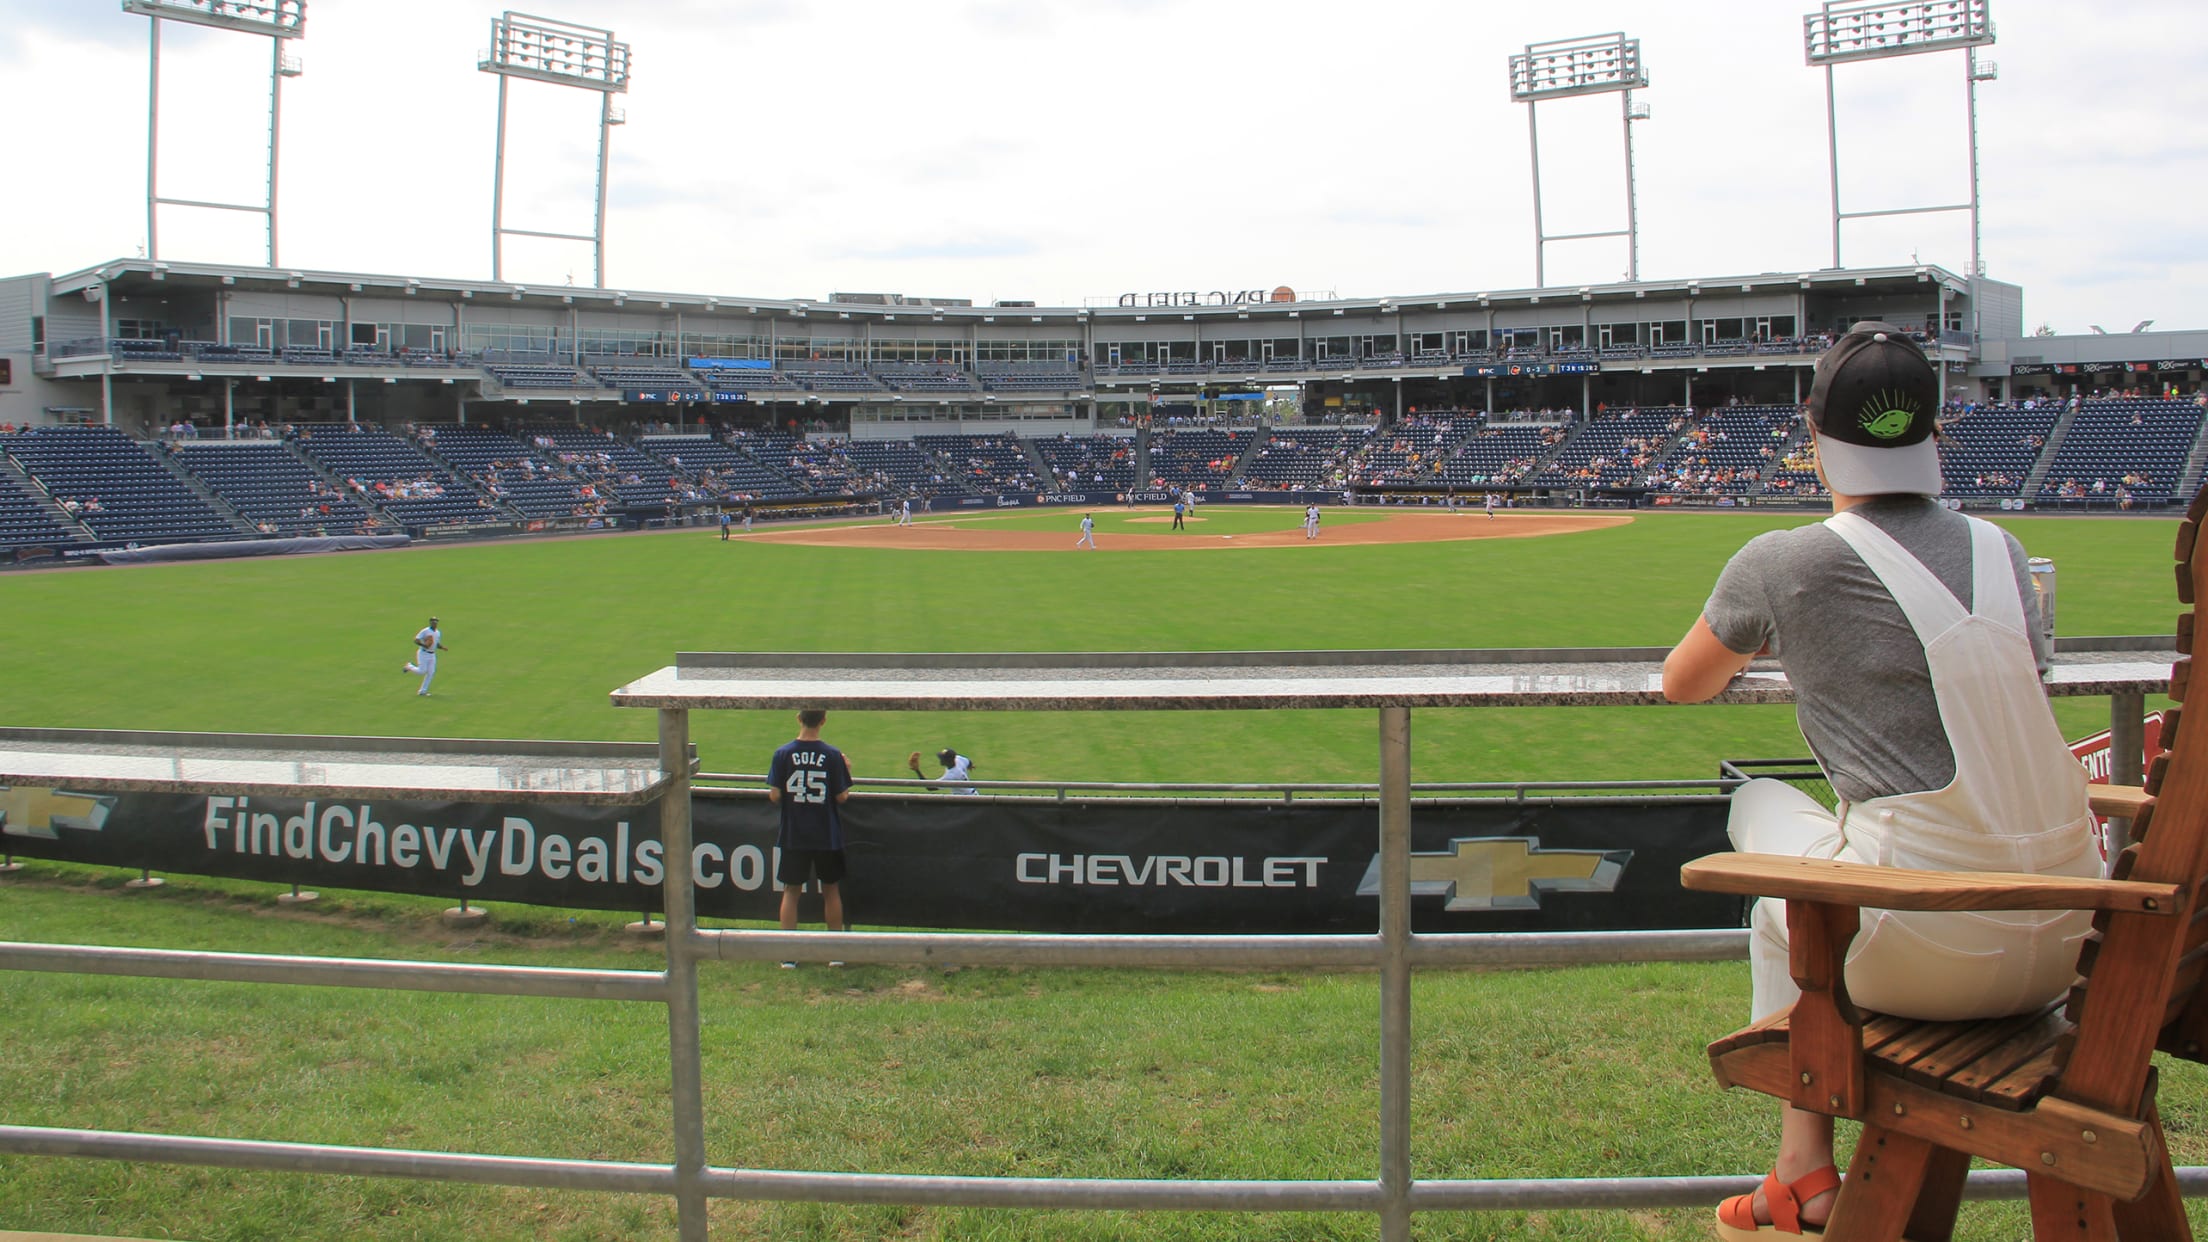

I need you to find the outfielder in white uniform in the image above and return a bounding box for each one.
[404,617,447,696]
[899,499,913,526]
[1077,513,1097,548]
[1303,504,1321,540]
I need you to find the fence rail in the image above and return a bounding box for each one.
[0,642,2183,1239]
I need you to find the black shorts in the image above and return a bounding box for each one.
[777,848,847,887]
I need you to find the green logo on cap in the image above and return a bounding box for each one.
[1858,390,1919,440]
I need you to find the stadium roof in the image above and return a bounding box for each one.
[51,256,1973,325]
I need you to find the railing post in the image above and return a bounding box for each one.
[659,708,709,1240]
[1378,705,1412,1242]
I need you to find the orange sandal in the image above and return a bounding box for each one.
[1715,1164,1840,1239]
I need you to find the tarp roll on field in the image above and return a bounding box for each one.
[0,788,1741,933]
[95,534,410,564]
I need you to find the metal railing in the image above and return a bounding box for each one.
[0,690,2188,1240]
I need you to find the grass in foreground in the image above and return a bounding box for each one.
[6,867,2208,1241]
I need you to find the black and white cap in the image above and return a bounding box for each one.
[1805,321,1943,496]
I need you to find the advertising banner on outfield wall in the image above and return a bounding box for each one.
[946,491,1333,511]
[0,789,1738,932]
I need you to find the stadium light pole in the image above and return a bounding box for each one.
[126,0,306,268]
[1508,33,1650,288]
[480,12,632,289]
[1805,0,1997,277]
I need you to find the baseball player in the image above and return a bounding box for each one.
[742,503,755,533]
[899,498,913,526]
[908,747,978,795]
[1077,512,1097,548]
[1303,503,1321,540]
[1485,492,1499,520]
[403,616,447,696]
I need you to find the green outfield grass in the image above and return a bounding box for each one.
[0,508,2179,785]
[0,508,2193,1241]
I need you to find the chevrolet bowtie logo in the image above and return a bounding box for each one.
[1355,837,1629,911]
[0,787,114,839]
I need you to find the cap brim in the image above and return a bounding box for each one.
[1814,434,1942,496]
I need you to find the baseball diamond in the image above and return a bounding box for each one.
[3,0,2206,1238]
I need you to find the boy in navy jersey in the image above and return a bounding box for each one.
[765,708,854,964]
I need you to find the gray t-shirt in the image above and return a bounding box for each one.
[1702,496,2049,804]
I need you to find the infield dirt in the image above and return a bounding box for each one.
[741,509,1632,551]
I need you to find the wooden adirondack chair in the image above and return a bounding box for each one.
[1680,490,2208,1241]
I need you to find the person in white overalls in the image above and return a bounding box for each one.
[1664,324,2098,1240]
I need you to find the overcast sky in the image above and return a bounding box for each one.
[0,0,2198,335]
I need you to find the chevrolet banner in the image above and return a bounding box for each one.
[0,787,1737,932]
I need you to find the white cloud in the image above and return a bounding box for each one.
[0,0,2199,333]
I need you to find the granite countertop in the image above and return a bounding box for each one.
[0,728,687,803]
[609,646,2179,713]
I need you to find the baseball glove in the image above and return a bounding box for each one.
[907,751,923,770]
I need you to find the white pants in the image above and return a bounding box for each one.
[411,650,437,694]
[1730,778,2094,1023]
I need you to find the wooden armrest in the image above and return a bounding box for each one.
[1680,853,2182,915]
[2087,782,2151,819]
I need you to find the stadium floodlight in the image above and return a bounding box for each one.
[1508,33,1649,286]
[1805,0,1996,277]
[126,0,306,268]
[480,12,632,287]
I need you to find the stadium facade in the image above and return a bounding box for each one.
[5,256,2204,437]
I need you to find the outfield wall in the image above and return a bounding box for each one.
[0,785,1739,933]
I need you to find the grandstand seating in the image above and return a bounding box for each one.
[191,343,277,365]
[1145,428,1248,490]
[1239,426,1369,491]
[531,428,677,510]
[1095,360,1162,377]
[841,440,954,497]
[1355,415,1479,486]
[1645,406,1798,496]
[639,435,806,501]
[876,365,978,394]
[1033,433,1136,492]
[695,366,796,392]
[778,439,879,495]
[2037,398,2201,507]
[292,425,506,527]
[413,425,594,519]
[487,363,599,390]
[1937,404,2060,501]
[914,435,1039,493]
[978,363,1085,393]
[783,366,884,394]
[1436,421,1554,487]
[1529,407,1688,488]
[593,365,706,398]
[169,440,384,535]
[0,468,82,548]
[2,425,240,543]
[112,338,183,362]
